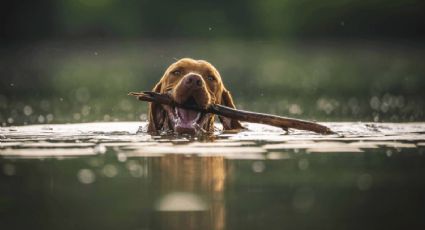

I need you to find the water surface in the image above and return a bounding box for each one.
[1,122,425,230]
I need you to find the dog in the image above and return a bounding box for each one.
[148,58,243,134]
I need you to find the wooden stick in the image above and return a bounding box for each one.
[128,91,335,134]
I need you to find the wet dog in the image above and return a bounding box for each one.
[148,58,242,134]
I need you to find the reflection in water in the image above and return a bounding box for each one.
[156,192,209,211]
[155,155,227,230]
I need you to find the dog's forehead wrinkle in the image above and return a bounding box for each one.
[170,59,217,74]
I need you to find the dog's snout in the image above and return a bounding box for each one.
[184,74,204,88]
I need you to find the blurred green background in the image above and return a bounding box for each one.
[1,0,424,125]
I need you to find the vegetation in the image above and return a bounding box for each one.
[1,0,424,125]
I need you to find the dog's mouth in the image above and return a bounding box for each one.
[163,96,210,134]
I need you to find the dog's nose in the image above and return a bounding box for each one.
[183,74,204,88]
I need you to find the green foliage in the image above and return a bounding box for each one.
[1,40,424,125]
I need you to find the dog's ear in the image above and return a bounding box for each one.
[218,88,243,130]
[147,81,166,132]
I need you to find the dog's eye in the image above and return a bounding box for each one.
[171,70,182,76]
[207,75,215,81]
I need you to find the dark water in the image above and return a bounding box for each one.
[1,122,425,230]
[1,147,425,230]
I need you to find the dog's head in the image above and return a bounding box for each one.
[148,58,242,134]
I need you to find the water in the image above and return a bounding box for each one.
[1,122,425,230]
[1,39,425,230]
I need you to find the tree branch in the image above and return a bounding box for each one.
[128,91,335,134]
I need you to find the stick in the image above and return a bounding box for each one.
[128,91,335,134]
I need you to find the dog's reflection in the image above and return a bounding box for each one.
[154,154,229,230]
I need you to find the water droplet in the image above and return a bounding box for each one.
[252,161,265,173]
[139,114,147,121]
[103,114,111,121]
[73,113,81,120]
[316,98,338,114]
[117,153,127,162]
[373,114,380,122]
[370,96,380,110]
[77,169,96,184]
[87,158,104,167]
[126,160,145,177]
[81,105,91,116]
[380,102,389,113]
[289,104,303,115]
[38,115,45,123]
[46,114,54,122]
[23,105,33,116]
[102,164,118,178]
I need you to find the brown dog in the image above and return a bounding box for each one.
[148,58,243,134]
